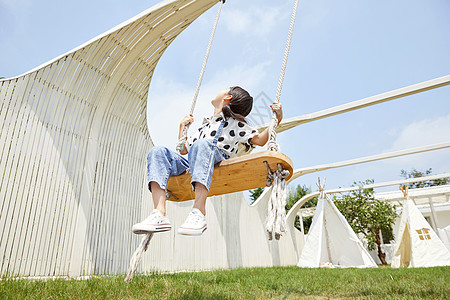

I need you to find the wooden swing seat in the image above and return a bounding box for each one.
[166,150,293,202]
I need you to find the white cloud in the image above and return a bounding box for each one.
[0,0,32,20]
[0,0,32,47]
[296,0,331,33]
[0,0,26,7]
[291,114,450,191]
[220,1,331,40]
[389,113,450,151]
[380,113,450,173]
[222,5,289,38]
[221,9,251,35]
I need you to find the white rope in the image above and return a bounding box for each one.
[176,0,225,153]
[266,0,299,152]
[124,233,153,282]
[266,113,280,152]
[265,0,299,240]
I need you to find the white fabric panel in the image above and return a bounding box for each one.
[297,196,324,268]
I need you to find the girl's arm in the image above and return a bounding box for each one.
[251,103,283,147]
[179,114,194,155]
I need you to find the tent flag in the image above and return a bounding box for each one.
[297,180,377,268]
[391,198,450,268]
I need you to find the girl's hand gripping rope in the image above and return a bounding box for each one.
[270,102,283,125]
[176,114,194,155]
[180,114,194,129]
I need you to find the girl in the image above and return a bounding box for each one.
[132,86,283,236]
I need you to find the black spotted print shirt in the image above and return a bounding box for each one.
[186,112,258,158]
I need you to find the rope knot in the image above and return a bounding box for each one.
[264,162,290,240]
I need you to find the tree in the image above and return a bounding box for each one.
[249,187,264,204]
[400,168,449,188]
[333,179,397,265]
[285,184,318,233]
[285,184,314,211]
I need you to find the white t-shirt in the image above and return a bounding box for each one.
[186,112,258,158]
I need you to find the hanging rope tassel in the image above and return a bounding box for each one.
[265,163,290,240]
[124,233,153,282]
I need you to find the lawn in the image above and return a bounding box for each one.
[1,266,448,299]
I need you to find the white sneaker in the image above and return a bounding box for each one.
[132,209,172,234]
[178,208,207,236]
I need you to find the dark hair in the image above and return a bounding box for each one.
[222,86,253,123]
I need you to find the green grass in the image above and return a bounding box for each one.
[1,266,449,299]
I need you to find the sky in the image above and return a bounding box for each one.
[1,0,450,199]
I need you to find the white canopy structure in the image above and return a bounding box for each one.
[0,0,220,278]
[391,192,450,268]
[297,184,377,268]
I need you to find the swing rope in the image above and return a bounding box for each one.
[176,0,225,153]
[125,233,153,282]
[125,1,300,279]
[266,0,299,152]
[265,0,299,240]
[126,1,225,282]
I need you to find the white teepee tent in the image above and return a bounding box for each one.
[297,180,377,268]
[391,186,450,268]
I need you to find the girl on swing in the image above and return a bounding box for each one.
[132,86,283,236]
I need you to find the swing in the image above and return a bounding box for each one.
[168,0,299,202]
[167,150,293,201]
[126,0,299,282]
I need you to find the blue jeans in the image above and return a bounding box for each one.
[147,139,229,192]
